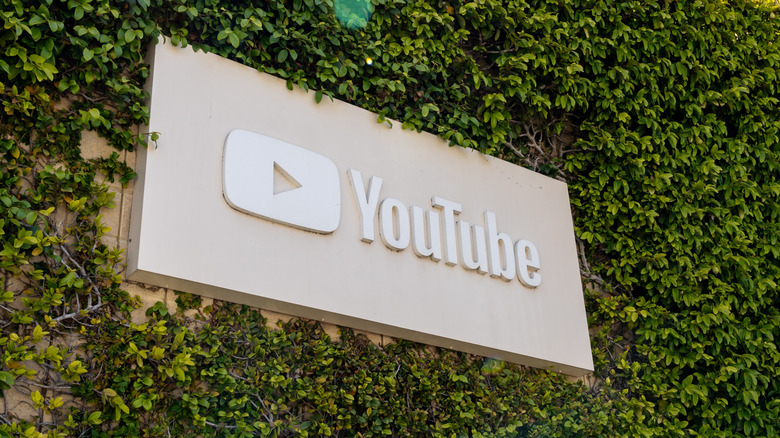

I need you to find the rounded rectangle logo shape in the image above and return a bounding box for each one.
[223,129,341,233]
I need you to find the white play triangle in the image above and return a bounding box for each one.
[273,161,302,195]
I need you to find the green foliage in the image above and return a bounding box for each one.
[562,1,780,435]
[72,302,618,437]
[1,0,779,436]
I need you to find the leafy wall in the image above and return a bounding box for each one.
[1,0,779,436]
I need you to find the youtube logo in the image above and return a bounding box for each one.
[222,129,341,233]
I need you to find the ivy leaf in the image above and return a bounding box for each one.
[0,371,15,390]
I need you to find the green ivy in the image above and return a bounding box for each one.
[1,0,779,436]
[72,302,619,437]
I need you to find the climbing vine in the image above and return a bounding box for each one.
[1,0,779,436]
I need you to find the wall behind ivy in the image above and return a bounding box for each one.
[1,0,778,437]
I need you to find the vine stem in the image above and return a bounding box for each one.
[53,303,106,322]
[203,420,238,429]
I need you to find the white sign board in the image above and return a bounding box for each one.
[128,41,594,375]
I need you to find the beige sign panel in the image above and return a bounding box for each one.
[128,41,593,375]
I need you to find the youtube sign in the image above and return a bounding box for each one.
[128,40,593,376]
